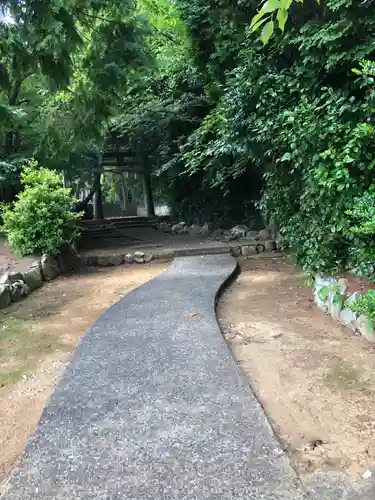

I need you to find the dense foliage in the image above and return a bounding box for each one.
[1,162,81,256]
[2,0,375,277]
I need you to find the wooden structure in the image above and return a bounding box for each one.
[93,151,155,220]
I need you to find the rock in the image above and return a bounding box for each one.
[363,469,372,480]
[41,254,60,281]
[256,243,265,253]
[264,240,276,251]
[338,278,348,295]
[339,308,357,331]
[222,231,232,242]
[356,315,375,343]
[124,253,133,264]
[346,291,361,306]
[10,280,29,302]
[0,285,11,309]
[108,254,123,266]
[241,245,257,256]
[57,244,81,273]
[187,224,202,237]
[230,246,241,257]
[158,222,172,232]
[23,264,43,291]
[97,256,112,266]
[211,228,224,239]
[258,229,271,240]
[144,254,153,263]
[172,222,187,235]
[230,225,248,240]
[246,230,258,239]
[0,272,24,285]
[199,223,209,237]
[134,251,145,264]
[85,255,98,266]
[275,236,288,251]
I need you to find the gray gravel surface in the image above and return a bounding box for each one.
[2,255,311,499]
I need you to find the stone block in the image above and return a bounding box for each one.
[124,253,133,264]
[264,240,276,251]
[41,254,60,281]
[0,284,11,309]
[356,315,375,343]
[241,245,257,256]
[23,265,43,291]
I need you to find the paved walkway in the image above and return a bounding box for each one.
[1,255,339,499]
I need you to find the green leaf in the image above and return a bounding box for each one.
[276,8,288,32]
[261,20,274,45]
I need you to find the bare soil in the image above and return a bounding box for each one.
[0,262,167,487]
[217,256,375,480]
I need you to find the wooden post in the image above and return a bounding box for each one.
[143,172,155,217]
[93,172,104,220]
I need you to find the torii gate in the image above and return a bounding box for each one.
[93,151,155,219]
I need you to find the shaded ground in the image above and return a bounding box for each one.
[217,257,375,480]
[0,261,167,488]
[0,234,36,275]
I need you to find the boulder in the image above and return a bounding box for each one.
[23,264,43,291]
[41,254,60,281]
[158,222,172,232]
[134,251,145,264]
[200,223,209,237]
[258,228,272,240]
[275,236,288,251]
[338,278,348,295]
[0,272,24,285]
[230,225,248,240]
[144,254,154,263]
[356,315,375,343]
[57,244,81,273]
[246,230,258,239]
[108,254,123,266]
[124,253,133,264]
[10,280,29,302]
[230,246,241,257]
[241,245,257,256]
[172,222,187,235]
[339,308,357,332]
[265,240,276,251]
[256,243,265,253]
[0,285,11,309]
[187,224,202,237]
[346,291,361,306]
[97,256,112,266]
[211,228,225,239]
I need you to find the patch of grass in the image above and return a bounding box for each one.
[0,316,65,388]
[0,366,29,388]
[325,362,370,392]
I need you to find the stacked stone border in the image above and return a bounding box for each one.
[314,275,375,344]
[0,223,280,310]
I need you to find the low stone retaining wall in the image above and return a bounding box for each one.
[314,275,375,343]
[0,245,80,310]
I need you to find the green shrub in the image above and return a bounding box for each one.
[1,162,81,257]
[347,290,375,321]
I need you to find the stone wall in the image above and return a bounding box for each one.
[0,245,80,310]
[314,275,375,343]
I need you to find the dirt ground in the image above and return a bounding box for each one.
[217,256,375,480]
[0,261,167,488]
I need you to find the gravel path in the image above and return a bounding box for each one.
[2,255,309,499]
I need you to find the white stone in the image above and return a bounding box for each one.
[172,222,187,235]
[134,251,145,264]
[346,291,362,306]
[339,308,357,331]
[124,253,133,264]
[10,280,30,302]
[363,469,372,479]
[144,254,153,263]
[230,225,248,240]
[356,315,375,343]
[187,224,202,237]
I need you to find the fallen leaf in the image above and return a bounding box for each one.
[187,312,200,318]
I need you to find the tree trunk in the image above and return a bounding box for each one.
[143,172,155,217]
[93,172,104,219]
